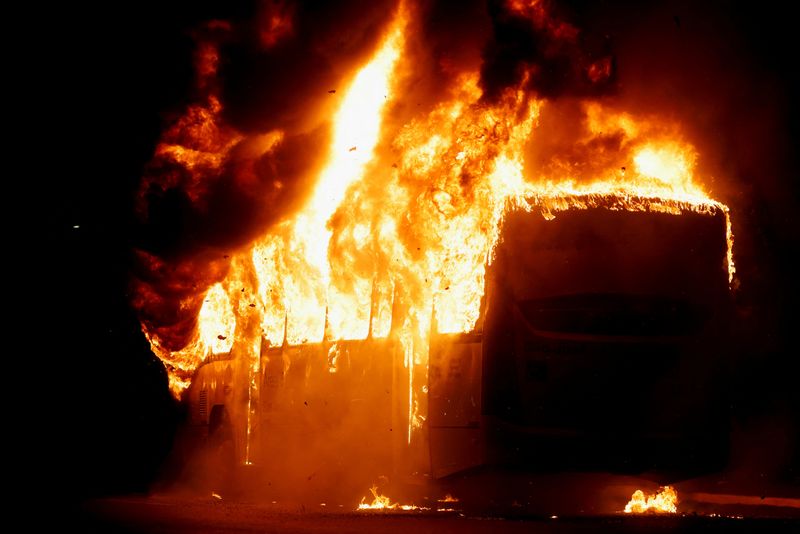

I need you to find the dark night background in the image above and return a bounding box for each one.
[41,0,798,505]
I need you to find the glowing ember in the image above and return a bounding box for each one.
[357,485,423,511]
[624,486,679,514]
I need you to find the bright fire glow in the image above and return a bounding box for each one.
[289,17,404,342]
[197,283,236,354]
[634,145,694,186]
[357,485,423,511]
[624,486,678,514]
[138,1,737,457]
[251,11,406,349]
[142,281,237,397]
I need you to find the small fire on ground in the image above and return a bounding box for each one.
[357,485,423,511]
[624,486,678,514]
[357,485,460,512]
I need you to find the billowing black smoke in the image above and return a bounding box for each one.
[480,0,615,101]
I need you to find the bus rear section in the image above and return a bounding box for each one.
[479,206,732,474]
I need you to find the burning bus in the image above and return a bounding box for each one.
[131,0,739,501]
[180,194,732,491]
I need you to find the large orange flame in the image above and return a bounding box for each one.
[253,16,406,347]
[624,486,679,514]
[137,2,736,445]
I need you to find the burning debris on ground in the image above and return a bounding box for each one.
[624,486,678,514]
[50,0,799,530]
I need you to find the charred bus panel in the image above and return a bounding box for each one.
[429,331,484,478]
[481,207,732,473]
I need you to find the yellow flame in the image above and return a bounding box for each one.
[624,486,678,514]
[143,7,736,413]
[197,283,236,354]
[145,282,237,396]
[357,485,423,511]
[252,10,406,347]
[634,145,694,186]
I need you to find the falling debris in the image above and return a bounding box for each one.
[328,89,336,94]
[624,486,678,514]
[348,146,357,152]
[211,492,222,500]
